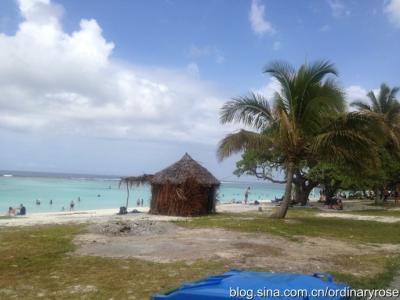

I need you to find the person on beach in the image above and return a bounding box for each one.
[140,198,144,206]
[336,199,343,210]
[70,200,75,211]
[36,199,41,205]
[17,204,26,216]
[50,199,53,205]
[244,187,250,204]
[383,188,390,202]
[137,198,140,206]
[78,197,80,202]
[7,207,16,216]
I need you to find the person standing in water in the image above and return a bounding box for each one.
[244,187,251,204]
[70,200,75,211]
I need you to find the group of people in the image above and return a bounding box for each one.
[7,204,26,216]
[319,190,344,210]
[381,188,399,203]
[34,197,80,212]
[61,197,81,211]
[136,198,144,206]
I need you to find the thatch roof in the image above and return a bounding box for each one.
[120,174,154,187]
[151,153,220,185]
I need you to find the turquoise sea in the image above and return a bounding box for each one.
[0,170,298,214]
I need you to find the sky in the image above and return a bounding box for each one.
[0,0,399,179]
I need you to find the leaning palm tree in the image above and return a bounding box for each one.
[351,83,400,149]
[218,60,380,218]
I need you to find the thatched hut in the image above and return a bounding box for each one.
[121,153,220,216]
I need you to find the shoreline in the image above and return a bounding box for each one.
[0,203,271,227]
[0,199,376,227]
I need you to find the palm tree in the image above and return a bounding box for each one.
[218,60,380,218]
[351,83,400,149]
[351,84,400,203]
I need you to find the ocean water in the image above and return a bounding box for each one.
[0,170,294,214]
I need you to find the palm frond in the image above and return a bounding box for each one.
[367,91,380,113]
[298,60,338,90]
[220,93,274,130]
[263,60,295,111]
[217,130,274,161]
[350,101,372,111]
[311,112,383,166]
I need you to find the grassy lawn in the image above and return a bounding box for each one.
[176,209,400,288]
[1,210,399,298]
[177,209,400,244]
[343,209,400,217]
[0,225,228,299]
[331,255,400,289]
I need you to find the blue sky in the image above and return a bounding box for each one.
[0,0,399,179]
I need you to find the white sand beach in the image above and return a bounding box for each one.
[0,203,268,227]
[3,200,396,227]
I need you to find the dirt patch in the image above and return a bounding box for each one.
[86,220,176,236]
[74,220,400,276]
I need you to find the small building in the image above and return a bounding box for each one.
[121,153,220,217]
[150,153,220,216]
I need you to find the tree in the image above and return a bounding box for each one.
[233,149,318,205]
[351,83,400,203]
[218,60,380,218]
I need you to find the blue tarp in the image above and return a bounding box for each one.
[152,269,350,300]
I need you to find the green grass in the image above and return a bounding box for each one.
[176,209,400,244]
[343,209,400,217]
[1,210,400,298]
[0,225,228,299]
[332,255,400,289]
[176,210,400,288]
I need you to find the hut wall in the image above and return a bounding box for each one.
[150,178,218,216]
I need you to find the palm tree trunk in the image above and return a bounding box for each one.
[125,182,130,210]
[271,162,295,219]
[374,188,382,205]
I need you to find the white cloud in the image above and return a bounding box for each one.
[327,0,350,18]
[188,45,225,64]
[0,0,231,145]
[249,0,275,36]
[384,0,400,28]
[256,78,280,99]
[345,85,369,108]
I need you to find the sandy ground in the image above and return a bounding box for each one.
[0,203,269,227]
[2,201,400,287]
[0,208,183,227]
[74,219,400,277]
[1,199,399,226]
